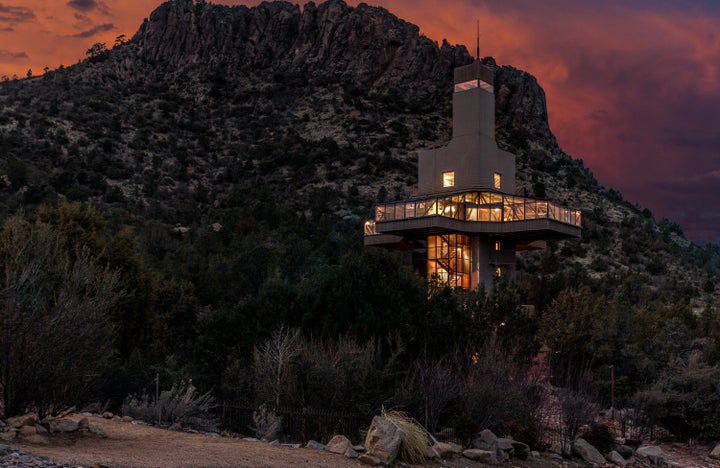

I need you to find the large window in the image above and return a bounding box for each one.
[427,234,470,289]
[442,171,455,188]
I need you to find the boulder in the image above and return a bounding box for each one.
[572,438,606,466]
[78,417,89,431]
[607,450,627,467]
[121,416,133,423]
[35,424,48,434]
[51,418,79,433]
[636,445,664,465]
[510,439,530,459]
[433,441,461,459]
[306,440,325,450]
[18,425,37,437]
[269,439,281,446]
[462,449,497,464]
[6,414,39,429]
[614,444,634,459]
[472,428,498,450]
[358,453,382,466]
[363,416,404,465]
[102,411,114,419]
[326,435,353,455]
[710,444,720,461]
[0,430,16,442]
[89,424,108,438]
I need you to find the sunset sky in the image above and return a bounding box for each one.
[1,0,719,244]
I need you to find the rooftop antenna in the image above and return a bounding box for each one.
[476,19,480,61]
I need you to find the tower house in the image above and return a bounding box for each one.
[364,60,581,290]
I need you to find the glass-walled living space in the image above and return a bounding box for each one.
[371,190,582,227]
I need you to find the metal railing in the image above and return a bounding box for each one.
[365,190,581,234]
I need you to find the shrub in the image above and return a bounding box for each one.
[381,408,429,464]
[122,380,217,431]
[252,404,282,441]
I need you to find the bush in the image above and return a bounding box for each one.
[122,380,217,431]
[381,408,429,464]
[582,422,615,454]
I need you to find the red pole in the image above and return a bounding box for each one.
[610,365,615,419]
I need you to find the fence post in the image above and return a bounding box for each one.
[301,408,307,446]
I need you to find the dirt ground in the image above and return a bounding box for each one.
[5,414,720,468]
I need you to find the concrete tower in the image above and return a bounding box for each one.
[364,60,581,291]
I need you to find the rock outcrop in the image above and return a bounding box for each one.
[131,0,469,102]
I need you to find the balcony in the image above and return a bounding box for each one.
[364,189,581,243]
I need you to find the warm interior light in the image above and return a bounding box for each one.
[442,171,455,187]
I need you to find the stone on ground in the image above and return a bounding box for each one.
[358,453,382,466]
[305,440,325,450]
[363,416,404,465]
[326,435,353,455]
[7,414,39,429]
[18,425,37,437]
[710,444,720,461]
[472,428,498,450]
[89,424,108,438]
[102,411,114,419]
[637,445,665,465]
[572,438,606,466]
[614,444,634,459]
[433,441,461,459]
[608,450,627,467]
[51,418,79,433]
[462,449,497,464]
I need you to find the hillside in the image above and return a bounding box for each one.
[1,0,720,440]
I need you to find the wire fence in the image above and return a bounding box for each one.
[215,403,370,444]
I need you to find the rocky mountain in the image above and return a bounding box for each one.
[0,0,717,311]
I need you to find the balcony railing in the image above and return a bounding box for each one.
[365,190,581,234]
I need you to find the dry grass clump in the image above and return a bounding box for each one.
[381,407,429,464]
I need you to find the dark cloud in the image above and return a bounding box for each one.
[0,49,28,60]
[71,22,115,38]
[67,0,97,12]
[67,0,110,16]
[0,26,13,32]
[0,3,35,23]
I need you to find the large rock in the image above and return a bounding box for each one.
[462,449,497,464]
[363,416,404,465]
[326,435,353,455]
[50,418,79,433]
[89,424,108,438]
[433,441,461,459]
[637,445,665,465]
[6,414,39,429]
[510,439,531,460]
[710,444,720,460]
[358,453,382,466]
[472,428,498,450]
[572,438,606,466]
[607,450,627,467]
[306,440,325,450]
[614,444,634,459]
[0,430,16,442]
[18,425,37,437]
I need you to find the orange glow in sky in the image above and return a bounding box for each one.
[2,0,720,243]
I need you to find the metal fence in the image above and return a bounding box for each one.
[216,403,370,445]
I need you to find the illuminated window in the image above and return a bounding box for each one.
[442,171,455,188]
[495,267,502,277]
[494,240,502,251]
[493,172,502,190]
[427,234,470,289]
